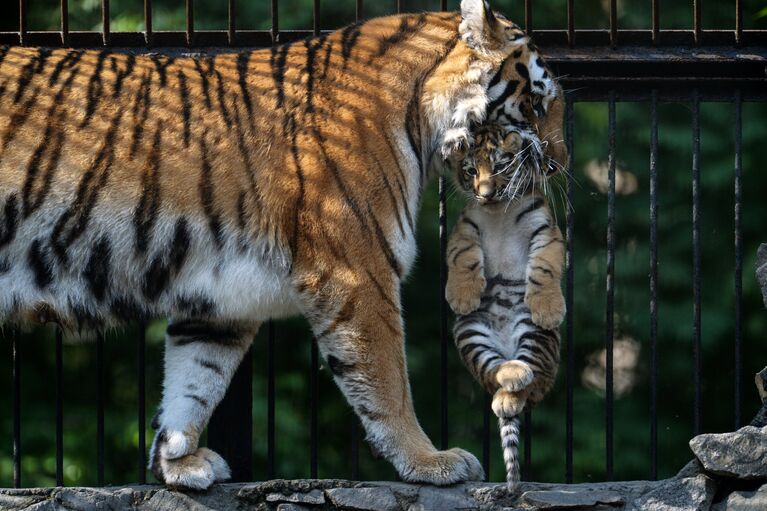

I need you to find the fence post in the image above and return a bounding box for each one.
[207,348,253,482]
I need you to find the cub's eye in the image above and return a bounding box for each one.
[465,167,478,177]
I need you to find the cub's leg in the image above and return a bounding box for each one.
[525,222,566,330]
[445,213,486,315]
[513,329,561,406]
[149,319,259,490]
[301,271,484,485]
[492,360,534,417]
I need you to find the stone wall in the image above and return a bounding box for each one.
[1,461,765,511]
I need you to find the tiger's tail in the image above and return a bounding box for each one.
[498,415,522,490]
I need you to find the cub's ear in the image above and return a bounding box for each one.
[459,0,503,50]
[500,131,523,154]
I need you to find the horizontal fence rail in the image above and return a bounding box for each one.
[1,0,766,489]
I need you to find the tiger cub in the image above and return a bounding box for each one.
[446,123,565,489]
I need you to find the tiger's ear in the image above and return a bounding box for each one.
[459,0,503,50]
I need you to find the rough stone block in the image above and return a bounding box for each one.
[326,487,400,511]
[712,483,767,511]
[266,489,325,505]
[522,489,624,509]
[631,474,716,511]
[689,426,767,479]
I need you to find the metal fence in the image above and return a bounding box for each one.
[2,0,767,490]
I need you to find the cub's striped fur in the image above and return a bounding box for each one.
[447,124,565,489]
[0,0,563,489]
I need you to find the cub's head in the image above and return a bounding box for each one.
[457,123,559,205]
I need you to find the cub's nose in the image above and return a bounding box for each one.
[477,182,495,200]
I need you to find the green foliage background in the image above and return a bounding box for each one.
[1,0,767,488]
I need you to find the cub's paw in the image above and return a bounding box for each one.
[492,388,527,418]
[401,448,485,485]
[446,274,486,315]
[495,360,534,392]
[525,288,566,330]
[441,127,472,161]
[154,447,231,490]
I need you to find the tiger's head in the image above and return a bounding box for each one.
[425,0,566,177]
[457,123,561,205]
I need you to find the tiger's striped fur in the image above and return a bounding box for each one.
[0,0,562,489]
[447,124,564,490]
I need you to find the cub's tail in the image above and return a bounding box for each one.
[498,415,522,490]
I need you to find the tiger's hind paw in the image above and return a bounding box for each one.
[492,388,527,418]
[496,360,534,392]
[154,447,231,490]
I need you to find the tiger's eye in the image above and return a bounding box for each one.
[465,167,478,177]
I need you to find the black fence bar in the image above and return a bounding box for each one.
[2,29,766,50]
[567,0,574,46]
[440,0,447,13]
[525,0,532,33]
[396,1,401,14]
[735,0,742,46]
[313,0,320,37]
[186,0,194,47]
[652,0,659,45]
[439,175,449,450]
[692,89,702,437]
[267,321,276,479]
[609,0,618,47]
[96,332,105,486]
[356,0,363,20]
[734,90,743,429]
[310,340,319,479]
[55,329,63,486]
[61,0,69,46]
[228,0,236,46]
[19,0,27,46]
[102,0,110,46]
[271,0,278,43]
[694,0,701,46]
[144,0,152,47]
[606,91,616,481]
[137,325,146,484]
[482,396,490,481]
[208,348,254,482]
[649,90,659,481]
[350,418,359,480]
[564,95,575,484]
[523,409,531,480]
[13,330,21,488]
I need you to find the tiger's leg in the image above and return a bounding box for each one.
[149,319,259,490]
[303,273,484,485]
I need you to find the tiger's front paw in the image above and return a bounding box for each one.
[441,127,472,161]
[492,388,527,418]
[525,288,566,330]
[446,273,486,315]
[154,447,231,490]
[151,429,230,490]
[496,360,534,392]
[401,448,485,485]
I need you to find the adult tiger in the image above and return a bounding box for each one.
[0,0,564,489]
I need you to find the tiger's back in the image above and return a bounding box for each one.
[0,13,460,326]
